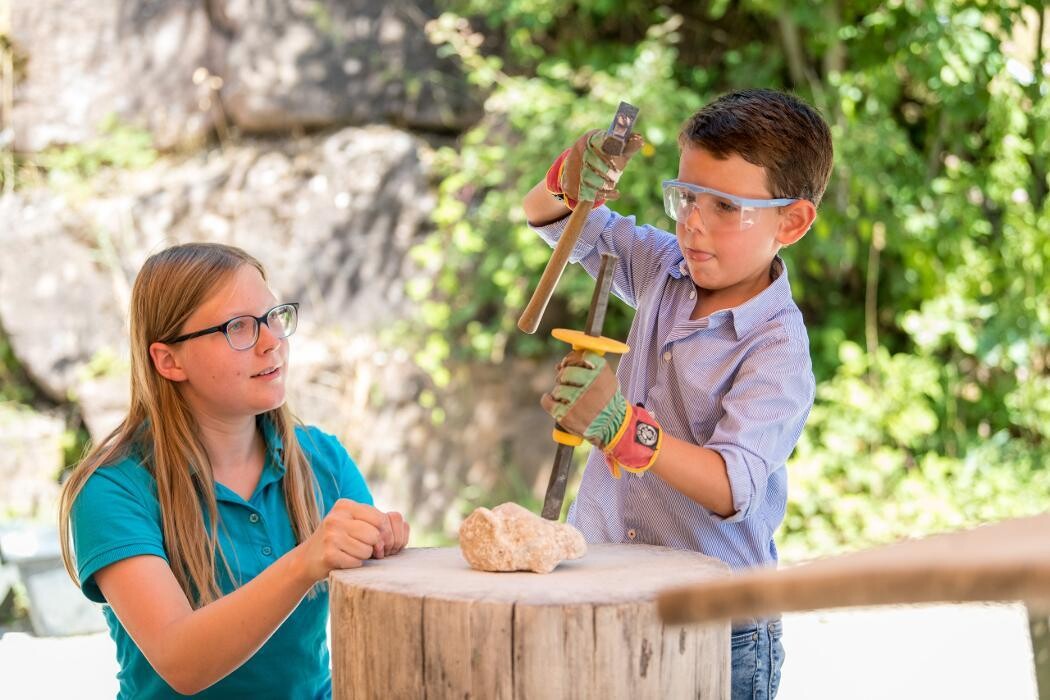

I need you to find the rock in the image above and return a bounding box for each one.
[458,502,586,574]
[220,0,482,134]
[9,0,215,151]
[0,404,65,519]
[9,0,481,153]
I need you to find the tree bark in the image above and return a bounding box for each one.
[330,544,731,699]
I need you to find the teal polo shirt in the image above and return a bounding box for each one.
[70,418,373,699]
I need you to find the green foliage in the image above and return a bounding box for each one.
[784,342,1050,560]
[59,425,91,481]
[37,114,157,191]
[412,7,700,377]
[417,0,1050,555]
[0,329,36,405]
[0,113,158,195]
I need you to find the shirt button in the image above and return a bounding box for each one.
[262,546,272,556]
[689,289,696,299]
[249,513,260,523]
[627,529,637,540]
[663,351,672,361]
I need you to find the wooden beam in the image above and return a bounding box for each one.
[659,513,1050,624]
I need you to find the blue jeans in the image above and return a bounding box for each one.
[731,618,784,699]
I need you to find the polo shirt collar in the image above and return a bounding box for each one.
[668,255,794,340]
[210,415,287,504]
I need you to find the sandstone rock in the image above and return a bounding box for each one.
[458,502,586,574]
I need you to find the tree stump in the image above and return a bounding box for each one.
[330,543,730,699]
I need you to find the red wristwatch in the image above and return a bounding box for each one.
[603,404,662,479]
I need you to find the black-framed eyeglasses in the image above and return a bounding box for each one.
[161,303,299,351]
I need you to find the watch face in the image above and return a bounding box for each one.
[635,421,659,448]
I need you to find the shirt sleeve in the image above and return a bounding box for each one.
[335,446,373,506]
[704,334,815,523]
[531,206,682,309]
[70,463,168,603]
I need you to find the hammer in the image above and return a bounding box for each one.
[517,102,640,335]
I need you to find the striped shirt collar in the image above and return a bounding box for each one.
[670,255,793,341]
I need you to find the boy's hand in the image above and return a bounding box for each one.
[540,350,663,477]
[541,350,627,448]
[545,129,644,210]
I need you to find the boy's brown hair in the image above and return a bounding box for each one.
[679,88,834,206]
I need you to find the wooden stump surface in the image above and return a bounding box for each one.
[330,543,731,699]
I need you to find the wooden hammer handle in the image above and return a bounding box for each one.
[517,199,595,334]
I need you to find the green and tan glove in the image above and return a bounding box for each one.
[544,129,645,210]
[540,350,663,478]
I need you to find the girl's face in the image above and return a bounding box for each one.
[163,265,290,422]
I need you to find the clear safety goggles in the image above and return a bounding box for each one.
[662,179,798,234]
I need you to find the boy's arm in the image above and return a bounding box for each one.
[527,127,641,225]
[524,178,572,227]
[702,337,814,522]
[524,186,680,310]
[648,437,735,517]
[523,130,680,309]
[543,336,813,521]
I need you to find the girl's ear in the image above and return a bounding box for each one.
[775,199,817,247]
[149,343,188,382]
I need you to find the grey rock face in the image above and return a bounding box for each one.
[0,192,128,403]
[0,125,430,404]
[220,0,481,134]
[0,404,65,518]
[459,502,587,574]
[10,0,217,151]
[8,0,481,152]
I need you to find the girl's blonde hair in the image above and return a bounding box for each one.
[58,242,321,606]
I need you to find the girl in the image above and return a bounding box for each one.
[58,242,409,698]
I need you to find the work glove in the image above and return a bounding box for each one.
[541,350,663,478]
[545,129,645,210]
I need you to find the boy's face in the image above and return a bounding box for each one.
[674,145,814,302]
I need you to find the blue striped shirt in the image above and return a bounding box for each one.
[533,206,815,571]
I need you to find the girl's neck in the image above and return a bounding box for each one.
[194,413,262,477]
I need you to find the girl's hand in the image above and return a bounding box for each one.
[298,499,384,583]
[372,511,410,559]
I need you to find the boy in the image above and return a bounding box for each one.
[523,89,833,698]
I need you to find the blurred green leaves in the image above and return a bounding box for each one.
[38,114,157,189]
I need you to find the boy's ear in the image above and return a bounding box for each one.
[149,342,188,382]
[776,200,817,246]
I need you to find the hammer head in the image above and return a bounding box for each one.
[601,102,640,156]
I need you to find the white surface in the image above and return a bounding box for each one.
[0,630,119,699]
[0,603,1039,698]
[778,603,1038,700]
